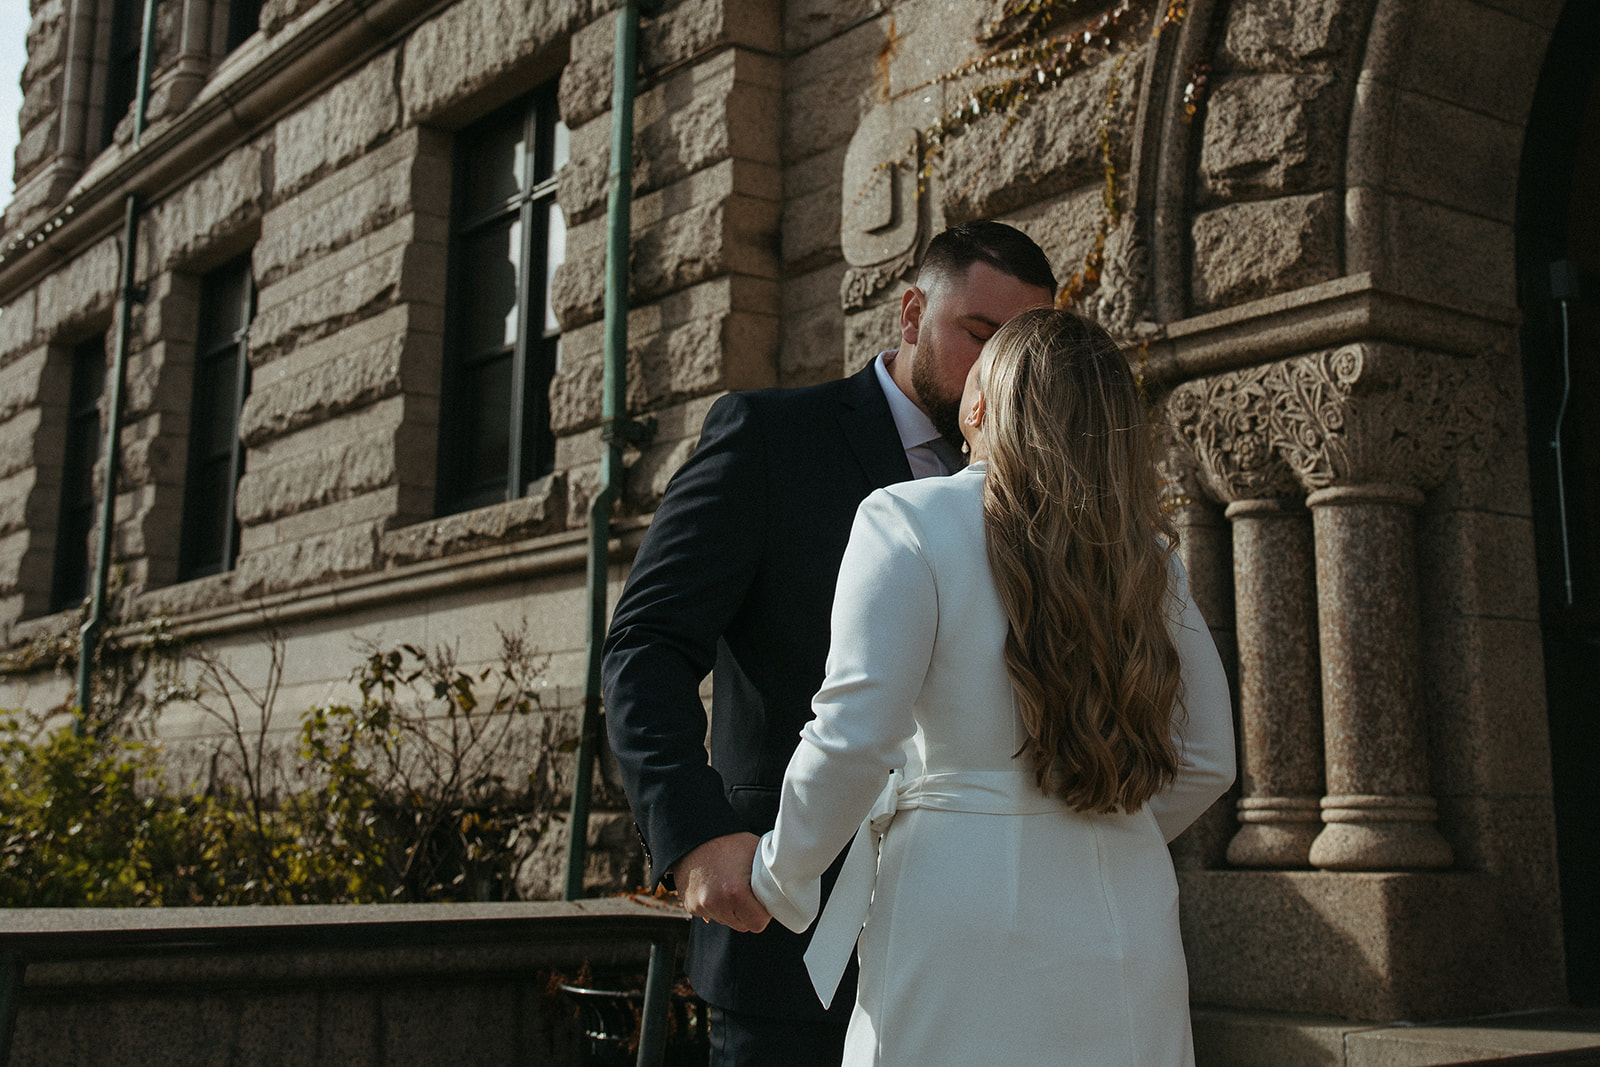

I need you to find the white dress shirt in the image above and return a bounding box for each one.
[872,351,960,479]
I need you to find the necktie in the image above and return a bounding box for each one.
[925,436,966,476]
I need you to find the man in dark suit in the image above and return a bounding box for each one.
[602,220,1057,1065]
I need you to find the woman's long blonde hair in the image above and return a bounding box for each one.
[979,308,1183,813]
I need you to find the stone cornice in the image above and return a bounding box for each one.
[5,516,650,653]
[1141,272,1521,389]
[150,517,650,641]
[0,0,451,303]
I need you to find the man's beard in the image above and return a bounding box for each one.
[911,352,964,446]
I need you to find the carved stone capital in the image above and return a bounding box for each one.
[1163,343,1504,504]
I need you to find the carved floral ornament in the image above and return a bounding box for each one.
[1163,344,1506,505]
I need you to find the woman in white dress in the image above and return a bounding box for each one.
[744,307,1236,1066]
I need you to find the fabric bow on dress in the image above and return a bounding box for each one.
[802,768,1062,1008]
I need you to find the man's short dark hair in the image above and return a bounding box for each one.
[918,220,1058,297]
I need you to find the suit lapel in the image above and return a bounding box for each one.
[837,360,912,489]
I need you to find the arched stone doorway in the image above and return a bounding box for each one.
[1157,0,1575,1023]
[1518,0,1600,1008]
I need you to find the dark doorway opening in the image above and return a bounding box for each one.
[1517,0,1600,1008]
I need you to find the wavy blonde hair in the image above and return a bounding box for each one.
[978,308,1183,813]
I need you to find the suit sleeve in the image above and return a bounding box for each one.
[749,490,935,933]
[1148,553,1238,842]
[602,393,767,886]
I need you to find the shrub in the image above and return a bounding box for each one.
[0,629,566,906]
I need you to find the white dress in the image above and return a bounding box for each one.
[750,464,1235,1067]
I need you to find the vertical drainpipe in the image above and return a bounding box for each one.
[565,0,656,901]
[76,0,157,724]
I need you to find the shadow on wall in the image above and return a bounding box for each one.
[1181,869,1564,1023]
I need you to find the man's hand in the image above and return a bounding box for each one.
[672,832,772,933]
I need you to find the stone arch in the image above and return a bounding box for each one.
[1344,0,1556,318]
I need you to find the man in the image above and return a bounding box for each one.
[602,221,1057,1065]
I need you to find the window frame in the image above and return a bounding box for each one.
[224,0,264,53]
[49,336,109,613]
[102,0,143,147]
[178,253,254,581]
[436,83,566,517]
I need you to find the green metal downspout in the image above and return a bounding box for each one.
[564,0,641,904]
[75,196,141,725]
[564,4,667,1061]
[76,0,157,725]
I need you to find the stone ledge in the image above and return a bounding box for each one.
[1193,1007,1600,1067]
[0,897,685,949]
[120,516,651,643]
[381,475,568,565]
[1179,869,1566,1022]
[1143,272,1521,387]
[4,898,688,1066]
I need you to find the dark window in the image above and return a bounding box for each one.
[103,0,142,146]
[50,336,107,612]
[438,85,567,516]
[225,0,263,52]
[179,254,253,580]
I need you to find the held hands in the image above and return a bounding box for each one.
[673,832,772,934]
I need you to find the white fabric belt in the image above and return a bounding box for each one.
[803,768,1061,1009]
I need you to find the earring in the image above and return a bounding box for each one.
[960,440,970,455]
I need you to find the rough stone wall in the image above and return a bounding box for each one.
[793,1,1156,381]
[0,342,75,622]
[10,0,71,234]
[0,0,786,898]
[1153,0,1568,1022]
[551,3,782,522]
[0,0,788,620]
[0,230,119,621]
[0,0,1578,1017]
[1189,0,1366,310]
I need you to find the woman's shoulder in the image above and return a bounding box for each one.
[872,463,986,511]
[856,466,986,548]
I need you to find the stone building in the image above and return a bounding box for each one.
[0,0,1594,1059]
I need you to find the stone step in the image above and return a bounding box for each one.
[1194,1006,1600,1067]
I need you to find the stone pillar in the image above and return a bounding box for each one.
[1306,484,1452,870]
[1165,469,1236,872]
[146,0,217,119]
[1224,497,1323,868]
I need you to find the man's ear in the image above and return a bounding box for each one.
[899,286,925,346]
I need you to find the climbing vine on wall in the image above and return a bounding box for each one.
[1055,50,1130,310]
[890,0,1193,314]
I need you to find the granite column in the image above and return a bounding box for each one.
[1306,484,1452,870]
[1224,497,1324,867]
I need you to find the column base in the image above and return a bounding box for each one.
[1226,796,1321,868]
[1309,794,1453,870]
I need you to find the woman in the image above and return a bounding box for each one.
[745,308,1235,1065]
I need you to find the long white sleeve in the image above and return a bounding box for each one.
[751,490,935,934]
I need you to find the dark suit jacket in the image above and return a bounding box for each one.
[602,360,911,1018]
